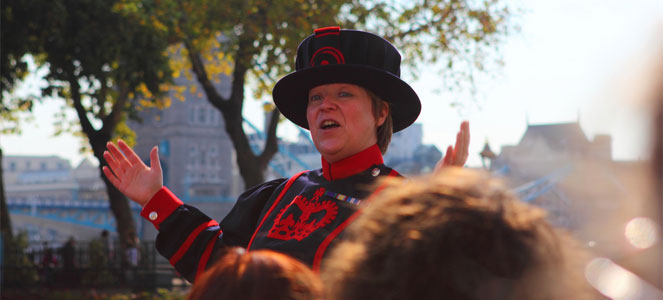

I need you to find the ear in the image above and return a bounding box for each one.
[376,103,389,127]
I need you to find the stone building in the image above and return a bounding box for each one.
[3,155,110,242]
[72,158,108,201]
[492,122,612,179]
[384,123,442,175]
[488,122,648,261]
[128,76,242,203]
[4,155,78,202]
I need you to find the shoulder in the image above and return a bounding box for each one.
[237,170,318,202]
[239,177,289,199]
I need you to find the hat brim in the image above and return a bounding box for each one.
[273,64,421,133]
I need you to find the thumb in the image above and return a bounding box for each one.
[150,146,162,173]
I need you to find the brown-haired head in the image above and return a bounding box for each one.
[323,168,593,300]
[365,88,393,154]
[189,248,322,300]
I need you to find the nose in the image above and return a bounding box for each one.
[319,95,337,111]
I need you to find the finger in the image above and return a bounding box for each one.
[103,150,122,175]
[462,121,470,139]
[107,142,130,171]
[461,121,469,146]
[150,146,162,173]
[106,142,129,165]
[461,120,469,133]
[452,121,469,166]
[455,131,467,166]
[118,139,145,167]
[454,132,463,165]
[102,166,122,188]
[434,159,443,173]
[444,145,453,165]
[462,121,470,163]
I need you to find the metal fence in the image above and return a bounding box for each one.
[1,240,188,290]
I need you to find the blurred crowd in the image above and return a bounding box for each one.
[12,229,144,288]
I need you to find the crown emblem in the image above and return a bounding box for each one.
[267,188,338,241]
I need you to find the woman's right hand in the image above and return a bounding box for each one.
[102,139,163,207]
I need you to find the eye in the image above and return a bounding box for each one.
[339,91,352,97]
[309,94,322,102]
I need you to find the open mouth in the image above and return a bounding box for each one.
[320,120,340,130]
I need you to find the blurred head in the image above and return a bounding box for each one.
[306,83,390,162]
[188,248,322,300]
[323,168,593,300]
[126,231,139,247]
[651,61,662,216]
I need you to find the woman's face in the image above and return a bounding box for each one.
[307,83,388,163]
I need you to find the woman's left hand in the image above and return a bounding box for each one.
[434,121,470,171]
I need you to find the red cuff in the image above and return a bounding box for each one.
[140,187,183,230]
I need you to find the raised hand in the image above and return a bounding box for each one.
[435,121,470,171]
[102,139,163,206]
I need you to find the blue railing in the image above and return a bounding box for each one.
[243,118,312,176]
[514,166,572,203]
[7,199,143,234]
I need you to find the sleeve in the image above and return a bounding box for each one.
[141,178,287,282]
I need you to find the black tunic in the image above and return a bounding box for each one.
[140,144,397,282]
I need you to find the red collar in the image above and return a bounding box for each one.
[321,144,384,181]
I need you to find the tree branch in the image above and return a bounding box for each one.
[389,5,453,41]
[257,107,280,168]
[100,81,129,136]
[69,77,97,138]
[228,38,252,112]
[185,42,230,111]
[97,74,109,119]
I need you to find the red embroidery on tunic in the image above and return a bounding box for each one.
[267,187,338,241]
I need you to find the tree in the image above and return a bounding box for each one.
[1,0,44,254]
[0,149,11,260]
[120,0,515,188]
[2,0,172,250]
[1,0,40,97]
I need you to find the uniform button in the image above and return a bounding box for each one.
[371,168,380,177]
[148,211,158,221]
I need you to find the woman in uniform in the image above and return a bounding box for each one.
[103,26,469,282]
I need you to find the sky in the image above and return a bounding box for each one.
[2,0,662,168]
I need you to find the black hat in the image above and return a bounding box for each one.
[273,27,421,133]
